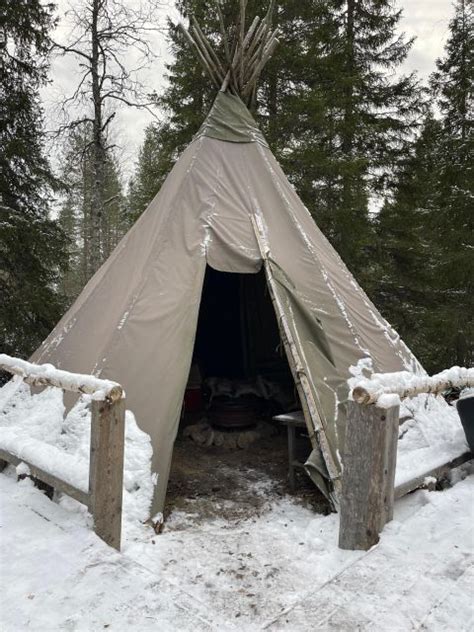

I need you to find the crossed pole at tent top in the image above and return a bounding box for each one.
[178,1,279,107]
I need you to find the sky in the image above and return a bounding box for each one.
[43,0,455,180]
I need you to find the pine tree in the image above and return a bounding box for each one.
[102,154,128,259]
[54,0,162,277]
[0,0,68,357]
[57,125,91,300]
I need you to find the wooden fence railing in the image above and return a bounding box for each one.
[0,354,125,551]
[339,367,474,551]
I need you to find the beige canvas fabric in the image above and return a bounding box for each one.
[32,93,423,513]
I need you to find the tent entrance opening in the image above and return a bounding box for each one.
[189,265,295,435]
[165,266,325,522]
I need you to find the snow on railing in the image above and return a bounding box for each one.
[0,354,123,402]
[350,366,474,407]
[0,355,125,550]
[340,365,473,552]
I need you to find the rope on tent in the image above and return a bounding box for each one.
[178,0,279,106]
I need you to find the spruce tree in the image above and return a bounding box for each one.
[376,0,473,371]
[318,0,423,277]
[428,0,473,368]
[0,0,68,357]
[58,123,127,305]
[129,123,173,221]
[375,115,444,370]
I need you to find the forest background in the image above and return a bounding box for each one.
[1,0,472,373]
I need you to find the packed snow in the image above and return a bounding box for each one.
[1,459,473,630]
[0,376,472,630]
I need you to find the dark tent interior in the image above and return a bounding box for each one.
[165,266,324,521]
[193,266,292,382]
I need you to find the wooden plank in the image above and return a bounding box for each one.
[394,451,472,499]
[89,398,125,551]
[0,448,90,507]
[339,401,399,550]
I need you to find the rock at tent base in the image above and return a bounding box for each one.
[183,420,276,449]
[237,433,250,449]
[213,432,225,447]
[205,430,215,447]
[183,421,207,440]
[223,433,238,449]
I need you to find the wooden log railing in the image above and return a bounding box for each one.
[0,354,125,551]
[351,366,474,406]
[339,367,473,551]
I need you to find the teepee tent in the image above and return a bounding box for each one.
[32,1,422,514]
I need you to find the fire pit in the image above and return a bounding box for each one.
[209,395,261,431]
[182,377,287,448]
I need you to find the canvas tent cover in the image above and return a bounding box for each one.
[32,93,423,513]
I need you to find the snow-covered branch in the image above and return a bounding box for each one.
[0,354,123,402]
[351,366,474,406]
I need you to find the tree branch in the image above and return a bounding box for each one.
[52,41,92,62]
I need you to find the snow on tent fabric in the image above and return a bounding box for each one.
[31,91,423,515]
[30,11,425,516]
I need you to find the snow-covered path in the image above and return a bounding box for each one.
[0,475,223,631]
[1,471,473,631]
[264,481,474,631]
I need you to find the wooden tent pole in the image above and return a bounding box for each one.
[182,1,279,101]
[215,1,232,65]
[178,23,221,89]
[191,18,226,79]
[250,215,341,506]
[239,0,248,86]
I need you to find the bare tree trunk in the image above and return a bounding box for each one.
[459,0,468,143]
[54,0,163,277]
[342,0,355,210]
[335,0,363,261]
[81,155,89,283]
[89,0,105,275]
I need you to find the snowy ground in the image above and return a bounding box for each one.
[0,381,473,630]
[1,465,473,631]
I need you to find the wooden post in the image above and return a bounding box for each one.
[89,397,125,550]
[338,400,399,550]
